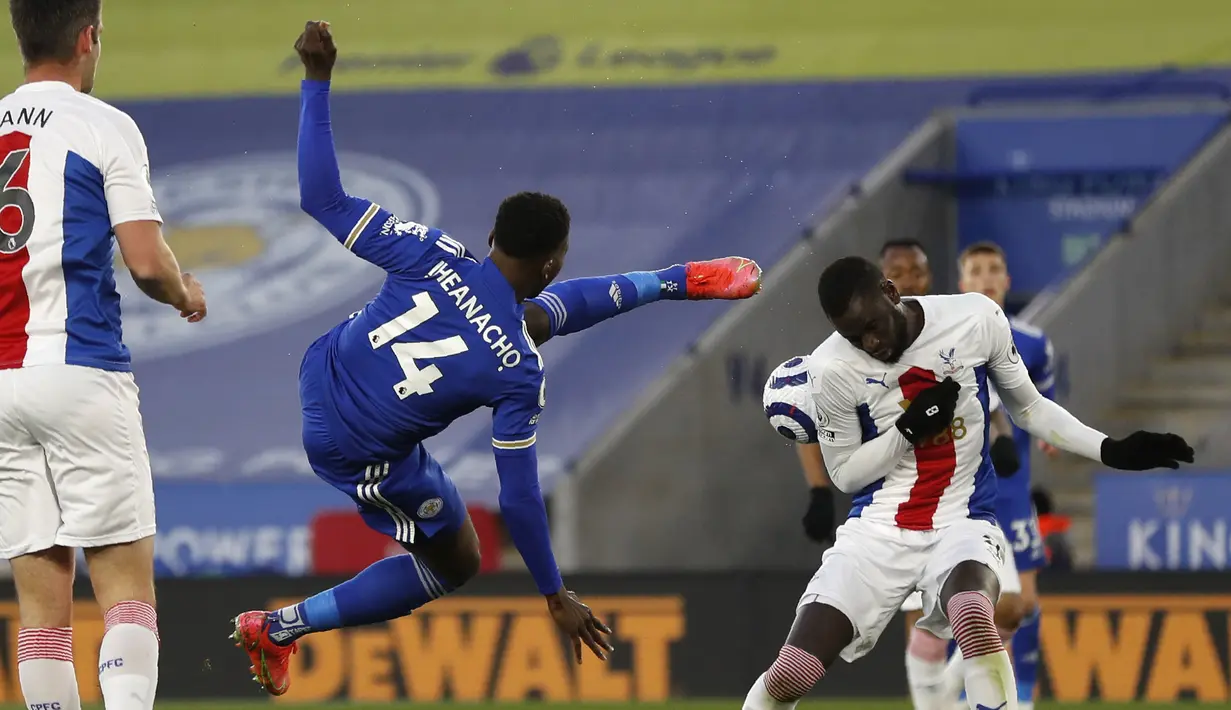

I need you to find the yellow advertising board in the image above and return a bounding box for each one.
[1041,593,1231,701]
[267,594,683,702]
[0,0,1227,99]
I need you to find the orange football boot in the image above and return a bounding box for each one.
[684,256,762,300]
[232,611,297,696]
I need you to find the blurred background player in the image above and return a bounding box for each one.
[956,241,1059,710]
[231,21,763,696]
[744,255,1193,710]
[1032,486,1074,572]
[0,2,207,710]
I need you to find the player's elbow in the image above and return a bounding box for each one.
[825,466,858,495]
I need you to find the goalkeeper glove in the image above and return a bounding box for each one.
[1100,431,1194,471]
[991,436,1020,477]
[895,377,960,444]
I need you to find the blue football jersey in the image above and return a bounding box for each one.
[313,207,545,465]
[1000,317,1056,494]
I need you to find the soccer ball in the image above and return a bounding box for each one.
[762,356,820,444]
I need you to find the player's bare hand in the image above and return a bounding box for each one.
[295,20,337,81]
[178,272,206,322]
[1038,440,1060,458]
[546,589,614,663]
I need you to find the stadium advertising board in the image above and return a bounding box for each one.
[265,595,684,702]
[1041,592,1231,701]
[0,0,1225,99]
[1094,471,1231,569]
[0,573,1227,701]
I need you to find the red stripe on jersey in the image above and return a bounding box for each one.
[896,367,957,530]
[0,132,32,369]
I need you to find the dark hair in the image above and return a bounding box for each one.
[958,240,1007,268]
[9,0,100,65]
[817,256,884,319]
[879,239,928,259]
[492,191,570,260]
[1031,485,1053,516]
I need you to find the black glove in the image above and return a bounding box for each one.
[1100,431,1195,471]
[991,436,1020,477]
[802,486,836,543]
[895,377,960,444]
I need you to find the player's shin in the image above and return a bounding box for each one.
[98,601,160,710]
[1011,608,1041,710]
[530,270,672,338]
[18,627,81,710]
[744,673,800,710]
[947,591,1017,710]
[743,646,826,710]
[905,628,951,710]
[266,554,454,645]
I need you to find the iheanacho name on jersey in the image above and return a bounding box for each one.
[425,260,523,372]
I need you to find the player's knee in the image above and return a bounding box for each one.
[764,645,827,702]
[426,539,481,589]
[994,592,1027,632]
[907,627,948,662]
[941,560,999,604]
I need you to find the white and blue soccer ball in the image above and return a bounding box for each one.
[763,356,821,444]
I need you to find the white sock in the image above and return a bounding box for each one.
[18,627,81,710]
[743,673,800,710]
[905,630,950,710]
[941,649,966,700]
[99,601,160,710]
[947,591,1017,710]
[963,650,1018,710]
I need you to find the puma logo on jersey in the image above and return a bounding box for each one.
[865,373,888,388]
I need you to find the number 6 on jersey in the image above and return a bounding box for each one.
[368,292,469,399]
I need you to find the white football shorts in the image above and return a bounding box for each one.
[0,365,155,558]
[797,516,1009,662]
[899,532,1021,613]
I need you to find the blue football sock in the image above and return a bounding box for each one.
[1013,607,1041,703]
[265,554,452,646]
[530,265,688,338]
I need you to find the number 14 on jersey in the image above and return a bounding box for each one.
[368,292,469,399]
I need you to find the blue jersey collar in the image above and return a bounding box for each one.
[477,257,521,310]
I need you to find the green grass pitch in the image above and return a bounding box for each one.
[2,702,1224,709]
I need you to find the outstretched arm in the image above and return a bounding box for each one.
[524,258,761,345]
[981,304,1106,460]
[491,376,561,596]
[295,20,462,274]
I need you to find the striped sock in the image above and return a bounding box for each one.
[18,627,80,710]
[763,645,826,702]
[99,601,159,710]
[947,591,1016,710]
